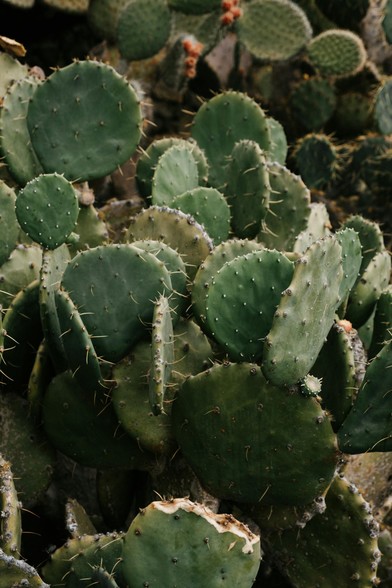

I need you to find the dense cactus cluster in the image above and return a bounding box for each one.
[0,1,391,587]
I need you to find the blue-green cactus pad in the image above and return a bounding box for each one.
[122,498,261,587]
[191,91,271,189]
[172,186,231,244]
[136,137,208,198]
[191,239,264,336]
[338,340,392,453]
[27,60,142,181]
[259,162,311,251]
[263,235,343,386]
[173,362,338,504]
[61,244,172,363]
[126,206,213,280]
[42,371,156,469]
[224,140,270,239]
[237,0,312,61]
[0,76,44,186]
[117,0,172,61]
[0,244,42,309]
[268,475,380,587]
[374,79,392,135]
[151,143,199,206]
[54,288,105,396]
[0,181,18,267]
[204,249,294,362]
[112,340,175,455]
[16,173,79,249]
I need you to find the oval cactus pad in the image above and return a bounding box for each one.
[61,244,172,363]
[16,173,79,249]
[27,60,142,181]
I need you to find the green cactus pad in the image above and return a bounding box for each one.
[224,140,270,239]
[27,341,54,424]
[341,215,384,276]
[70,202,109,253]
[383,0,392,43]
[172,186,231,244]
[173,362,339,504]
[0,392,56,508]
[262,235,343,387]
[65,497,97,538]
[259,162,311,251]
[39,244,71,373]
[237,0,312,61]
[290,77,337,131]
[61,244,172,363]
[27,60,142,181]
[292,133,338,190]
[0,456,21,557]
[168,0,221,14]
[293,202,332,255]
[136,137,208,199]
[0,76,44,186]
[335,227,363,308]
[374,79,392,135]
[112,340,175,455]
[87,0,128,40]
[42,532,125,587]
[0,181,18,267]
[171,317,213,385]
[191,239,264,336]
[0,549,49,587]
[1,279,42,391]
[122,498,261,587]
[338,340,392,453]
[368,285,392,359]
[151,143,199,206]
[131,239,188,317]
[149,294,174,415]
[0,244,42,310]
[311,321,359,431]
[0,53,28,99]
[346,249,391,328]
[204,249,294,362]
[191,91,271,190]
[42,370,157,469]
[126,206,213,280]
[54,288,105,396]
[265,117,288,165]
[267,475,380,588]
[117,0,172,61]
[307,29,367,77]
[16,173,79,249]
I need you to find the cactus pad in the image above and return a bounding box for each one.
[27,60,142,181]
[307,29,367,77]
[122,498,261,587]
[173,362,339,504]
[16,173,79,249]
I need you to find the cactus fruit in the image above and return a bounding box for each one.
[122,498,262,587]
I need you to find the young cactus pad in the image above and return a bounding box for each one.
[122,498,261,587]
[203,249,294,362]
[27,60,142,181]
[262,235,344,387]
[172,362,339,505]
[15,173,79,249]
